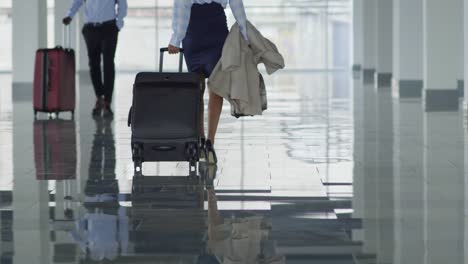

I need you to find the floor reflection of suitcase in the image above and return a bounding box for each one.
[131,176,204,207]
[34,119,77,180]
[128,48,202,177]
[131,176,206,257]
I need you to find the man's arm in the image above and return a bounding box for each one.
[67,0,85,18]
[116,0,128,30]
[63,0,84,24]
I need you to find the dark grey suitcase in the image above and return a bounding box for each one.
[128,48,202,177]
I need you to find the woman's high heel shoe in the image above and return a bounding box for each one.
[199,138,207,161]
[205,139,218,165]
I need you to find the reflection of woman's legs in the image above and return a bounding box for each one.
[199,77,206,139]
[207,187,222,240]
[207,90,223,144]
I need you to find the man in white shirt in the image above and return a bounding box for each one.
[63,0,128,118]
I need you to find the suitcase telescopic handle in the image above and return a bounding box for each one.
[61,24,72,50]
[159,48,185,73]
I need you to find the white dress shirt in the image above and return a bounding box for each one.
[67,0,128,30]
[170,0,248,47]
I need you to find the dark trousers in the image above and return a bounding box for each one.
[82,20,119,103]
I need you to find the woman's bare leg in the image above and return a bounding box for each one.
[207,90,223,144]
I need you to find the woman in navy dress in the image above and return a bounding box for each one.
[168,0,249,164]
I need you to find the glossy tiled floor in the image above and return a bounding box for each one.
[2,66,468,263]
[0,69,361,263]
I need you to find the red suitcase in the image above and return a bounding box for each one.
[34,119,77,180]
[33,39,75,117]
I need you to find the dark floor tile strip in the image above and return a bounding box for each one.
[270,202,351,215]
[272,218,362,231]
[0,192,12,207]
[212,195,329,201]
[215,189,272,193]
[285,254,355,264]
[322,182,353,186]
[277,242,363,255]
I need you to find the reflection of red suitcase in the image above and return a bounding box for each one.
[34,119,77,180]
[33,29,75,117]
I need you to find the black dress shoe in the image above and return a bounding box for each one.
[92,98,104,117]
[103,102,114,119]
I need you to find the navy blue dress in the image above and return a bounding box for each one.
[182,3,229,78]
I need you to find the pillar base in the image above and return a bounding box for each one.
[464,101,468,128]
[375,72,392,89]
[392,79,423,98]
[352,64,362,72]
[352,64,362,80]
[363,68,376,84]
[424,89,459,112]
[12,82,32,102]
[457,80,464,97]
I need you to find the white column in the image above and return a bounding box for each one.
[464,0,468,110]
[423,0,463,111]
[77,11,88,72]
[465,116,468,264]
[12,0,48,83]
[392,0,423,98]
[457,8,464,98]
[352,78,365,242]
[362,85,378,254]
[362,0,377,84]
[56,0,87,72]
[375,90,394,262]
[13,101,51,264]
[423,112,464,263]
[353,0,364,73]
[375,0,393,88]
[55,0,78,50]
[393,100,424,263]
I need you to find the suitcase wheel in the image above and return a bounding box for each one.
[133,144,143,177]
[189,160,197,178]
[134,160,143,178]
[186,143,198,159]
[187,143,198,177]
[185,143,198,177]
